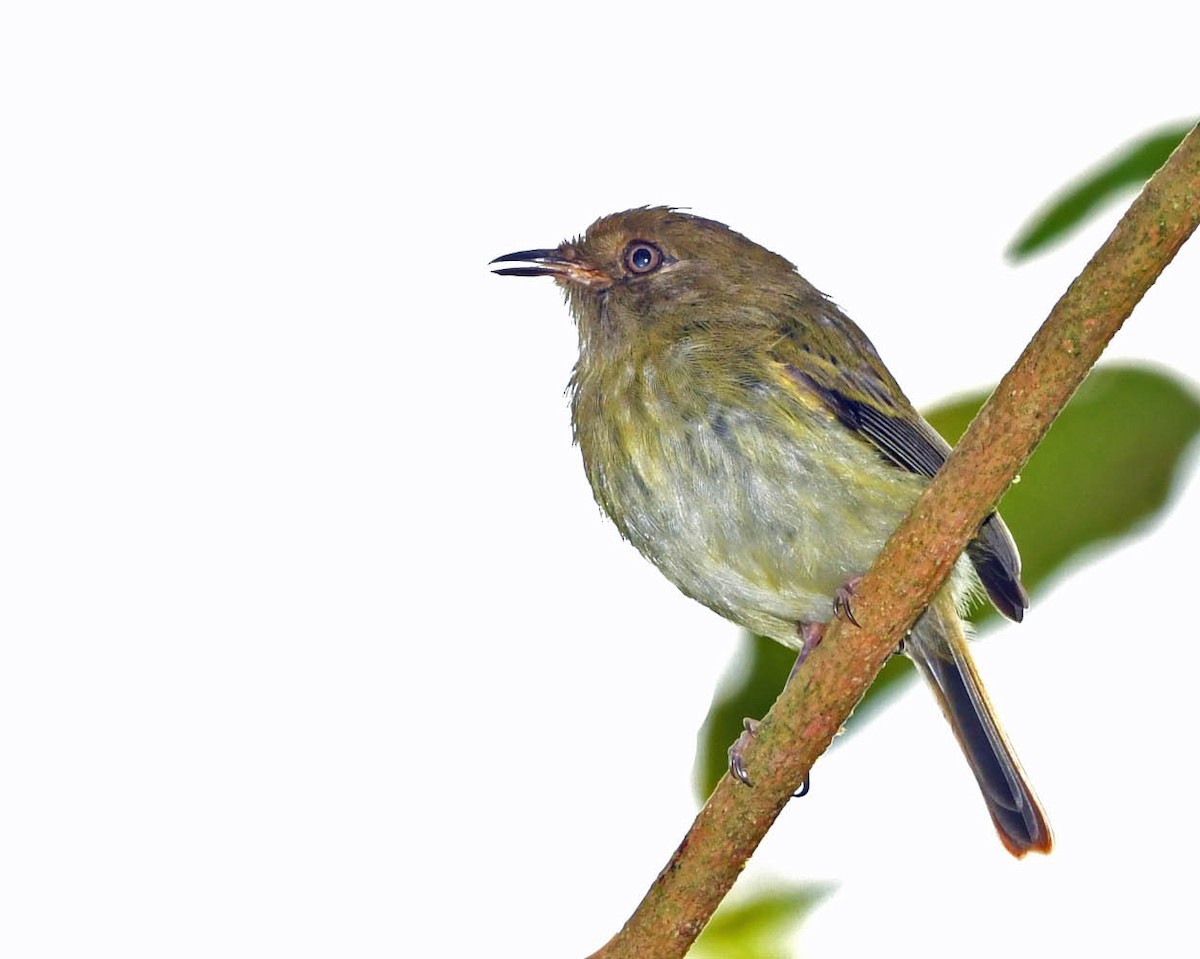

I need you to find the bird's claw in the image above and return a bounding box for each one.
[833,577,862,627]
[728,717,760,786]
[728,718,812,798]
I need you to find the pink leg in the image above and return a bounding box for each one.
[729,579,865,790]
[728,618,827,788]
[794,620,826,670]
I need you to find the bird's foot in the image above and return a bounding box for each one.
[728,634,823,790]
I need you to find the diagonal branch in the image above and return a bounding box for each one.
[587,121,1200,959]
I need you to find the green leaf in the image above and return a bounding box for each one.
[928,365,1200,590]
[1007,121,1195,260]
[691,883,833,959]
[694,364,1200,799]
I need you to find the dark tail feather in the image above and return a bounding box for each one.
[908,595,1052,857]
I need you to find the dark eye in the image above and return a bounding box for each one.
[623,240,663,275]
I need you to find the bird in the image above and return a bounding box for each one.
[492,206,1052,857]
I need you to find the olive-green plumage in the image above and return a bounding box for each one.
[493,207,1051,857]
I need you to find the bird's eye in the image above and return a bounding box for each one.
[623,240,664,275]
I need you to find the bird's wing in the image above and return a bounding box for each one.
[767,297,1029,621]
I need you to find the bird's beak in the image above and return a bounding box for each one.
[490,248,567,277]
[490,247,609,287]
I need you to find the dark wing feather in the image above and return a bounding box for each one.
[792,373,951,478]
[772,296,1029,621]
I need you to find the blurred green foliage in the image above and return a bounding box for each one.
[695,365,1200,799]
[692,884,833,959]
[1007,120,1195,260]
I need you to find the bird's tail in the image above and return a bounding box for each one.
[907,592,1052,857]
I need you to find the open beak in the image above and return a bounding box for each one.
[489,248,570,278]
[490,247,610,287]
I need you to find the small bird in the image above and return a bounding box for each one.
[492,207,1052,857]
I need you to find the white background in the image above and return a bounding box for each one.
[3,3,1198,957]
